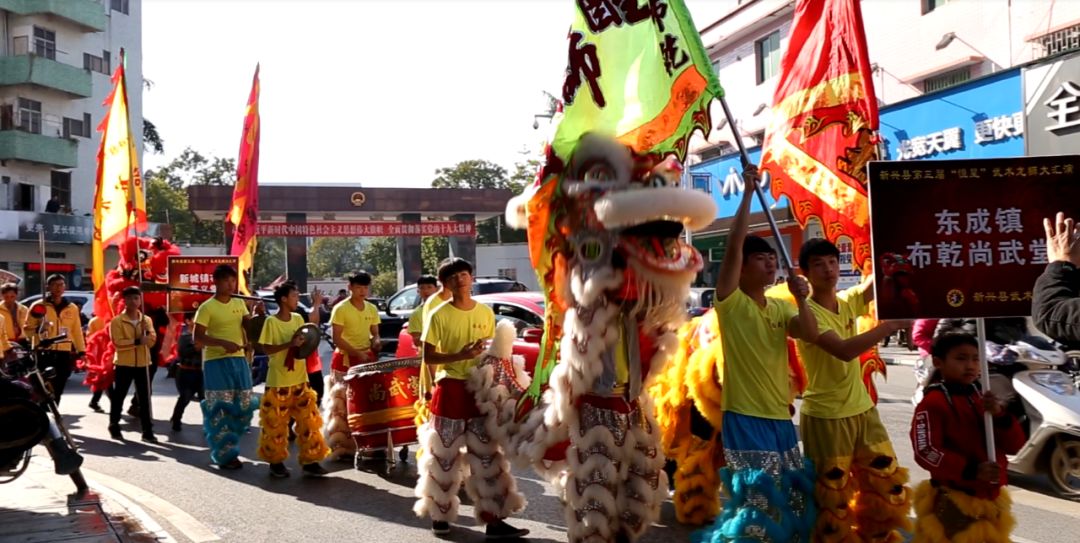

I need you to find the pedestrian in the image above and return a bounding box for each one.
[695,167,817,543]
[44,195,60,213]
[193,264,261,470]
[1,283,28,350]
[910,332,1025,542]
[107,287,158,443]
[414,257,528,539]
[170,317,204,431]
[795,239,912,541]
[324,272,381,460]
[256,281,330,478]
[24,274,85,405]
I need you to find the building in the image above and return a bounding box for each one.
[0,0,142,293]
[685,0,1080,284]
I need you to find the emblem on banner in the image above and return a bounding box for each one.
[350,192,366,207]
[946,289,965,308]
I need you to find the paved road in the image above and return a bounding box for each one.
[47,346,1080,543]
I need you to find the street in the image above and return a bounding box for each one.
[45,348,1080,543]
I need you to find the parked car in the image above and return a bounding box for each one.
[20,291,94,328]
[686,287,715,318]
[377,277,528,354]
[396,291,545,374]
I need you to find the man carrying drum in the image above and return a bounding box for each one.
[324,271,382,460]
[256,281,330,478]
[413,257,528,539]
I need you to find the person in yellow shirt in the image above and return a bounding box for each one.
[697,167,818,543]
[107,287,158,443]
[24,274,86,406]
[414,258,528,539]
[257,281,330,478]
[323,271,382,461]
[194,265,261,470]
[0,312,8,357]
[410,272,450,412]
[795,239,912,542]
[407,274,441,346]
[1,282,28,351]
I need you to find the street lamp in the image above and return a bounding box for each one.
[934,32,1002,71]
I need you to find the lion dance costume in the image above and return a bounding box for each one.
[413,319,531,525]
[506,135,717,543]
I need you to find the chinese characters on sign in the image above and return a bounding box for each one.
[255,221,475,238]
[897,127,964,160]
[869,155,1080,320]
[167,256,240,313]
[1045,81,1080,133]
[974,112,1024,144]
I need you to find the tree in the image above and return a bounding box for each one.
[143,119,164,154]
[361,237,398,276]
[252,238,284,289]
[421,236,449,276]
[371,273,397,297]
[308,237,365,279]
[144,147,235,246]
[430,159,529,245]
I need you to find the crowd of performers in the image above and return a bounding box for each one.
[0,172,1026,543]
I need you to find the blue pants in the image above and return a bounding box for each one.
[200,357,259,465]
[694,412,816,543]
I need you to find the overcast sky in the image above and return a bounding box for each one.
[142,0,733,187]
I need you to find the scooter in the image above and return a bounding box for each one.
[987,336,1080,499]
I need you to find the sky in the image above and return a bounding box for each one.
[141,0,734,188]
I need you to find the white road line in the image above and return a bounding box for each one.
[1010,486,1080,517]
[1013,537,1043,543]
[81,466,221,543]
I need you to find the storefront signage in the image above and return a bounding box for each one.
[974,112,1024,143]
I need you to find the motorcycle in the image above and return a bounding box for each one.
[985,336,1080,499]
[0,332,88,493]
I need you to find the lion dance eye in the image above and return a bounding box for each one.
[583,162,615,182]
[647,175,666,188]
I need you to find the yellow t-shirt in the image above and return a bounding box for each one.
[797,288,874,419]
[259,313,307,388]
[193,297,248,362]
[423,301,495,382]
[330,299,381,354]
[716,289,797,420]
[0,313,8,355]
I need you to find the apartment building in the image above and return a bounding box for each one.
[0,0,142,293]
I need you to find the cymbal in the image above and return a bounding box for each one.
[294,324,321,359]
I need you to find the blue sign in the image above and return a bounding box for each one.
[880,68,1024,162]
[688,147,790,220]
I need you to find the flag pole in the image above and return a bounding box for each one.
[716,94,794,272]
[975,317,996,459]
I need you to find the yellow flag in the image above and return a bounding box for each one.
[92,52,145,322]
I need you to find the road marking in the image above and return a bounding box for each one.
[1010,486,1080,517]
[81,466,221,542]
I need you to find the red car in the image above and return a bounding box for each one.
[396,292,545,374]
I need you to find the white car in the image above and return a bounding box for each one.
[20,290,95,326]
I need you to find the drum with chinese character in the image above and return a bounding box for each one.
[344,357,422,453]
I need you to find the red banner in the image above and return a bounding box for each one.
[167,256,239,313]
[256,221,476,237]
[227,65,261,295]
[870,155,1080,320]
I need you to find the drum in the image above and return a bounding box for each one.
[345,357,422,452]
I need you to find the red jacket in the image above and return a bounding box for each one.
[910,381,1026,499]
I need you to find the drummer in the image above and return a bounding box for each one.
[256,281,330,478]
[330,272,382,370]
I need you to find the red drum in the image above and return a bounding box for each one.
[345,357,421,452]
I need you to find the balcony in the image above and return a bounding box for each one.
[0,55,92,97]
[0,0,107,33]
[0,129,77,168]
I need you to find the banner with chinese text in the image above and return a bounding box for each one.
[167,256,239,313]
[256,221,475,237]
[869,155,1080,319]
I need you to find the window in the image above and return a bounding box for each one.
[50,171,71,210]
[32,27,56,60]
[17,98,42,134]
[1032,23,1080,59]
[755,30,781,84]
[63,114,91,139]
[388,287,420,311]
[922,0,952,15]
[111,0,130,15]
[83,52,111,74]
[13,183,35,211]
[921,66,971,93]
[692,173,711,193]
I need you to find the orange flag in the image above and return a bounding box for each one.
[227,65,261,295]
[761,0,879,268]
[92,49,146,322]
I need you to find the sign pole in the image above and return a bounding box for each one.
[38,229,46,296]
[716,94,793,272]
[975,317,996,459]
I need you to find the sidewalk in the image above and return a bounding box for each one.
[0,454,171,543]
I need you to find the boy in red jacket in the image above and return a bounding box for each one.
[910,332,1026,543]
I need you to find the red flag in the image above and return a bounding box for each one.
[761,0,879,268]
[227,65,261,295]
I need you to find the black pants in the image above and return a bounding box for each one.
[171,367,204,422]
[110,366,153,435]
[39,351,75,406]
[308,370,325,406]
[130,362,159,411]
